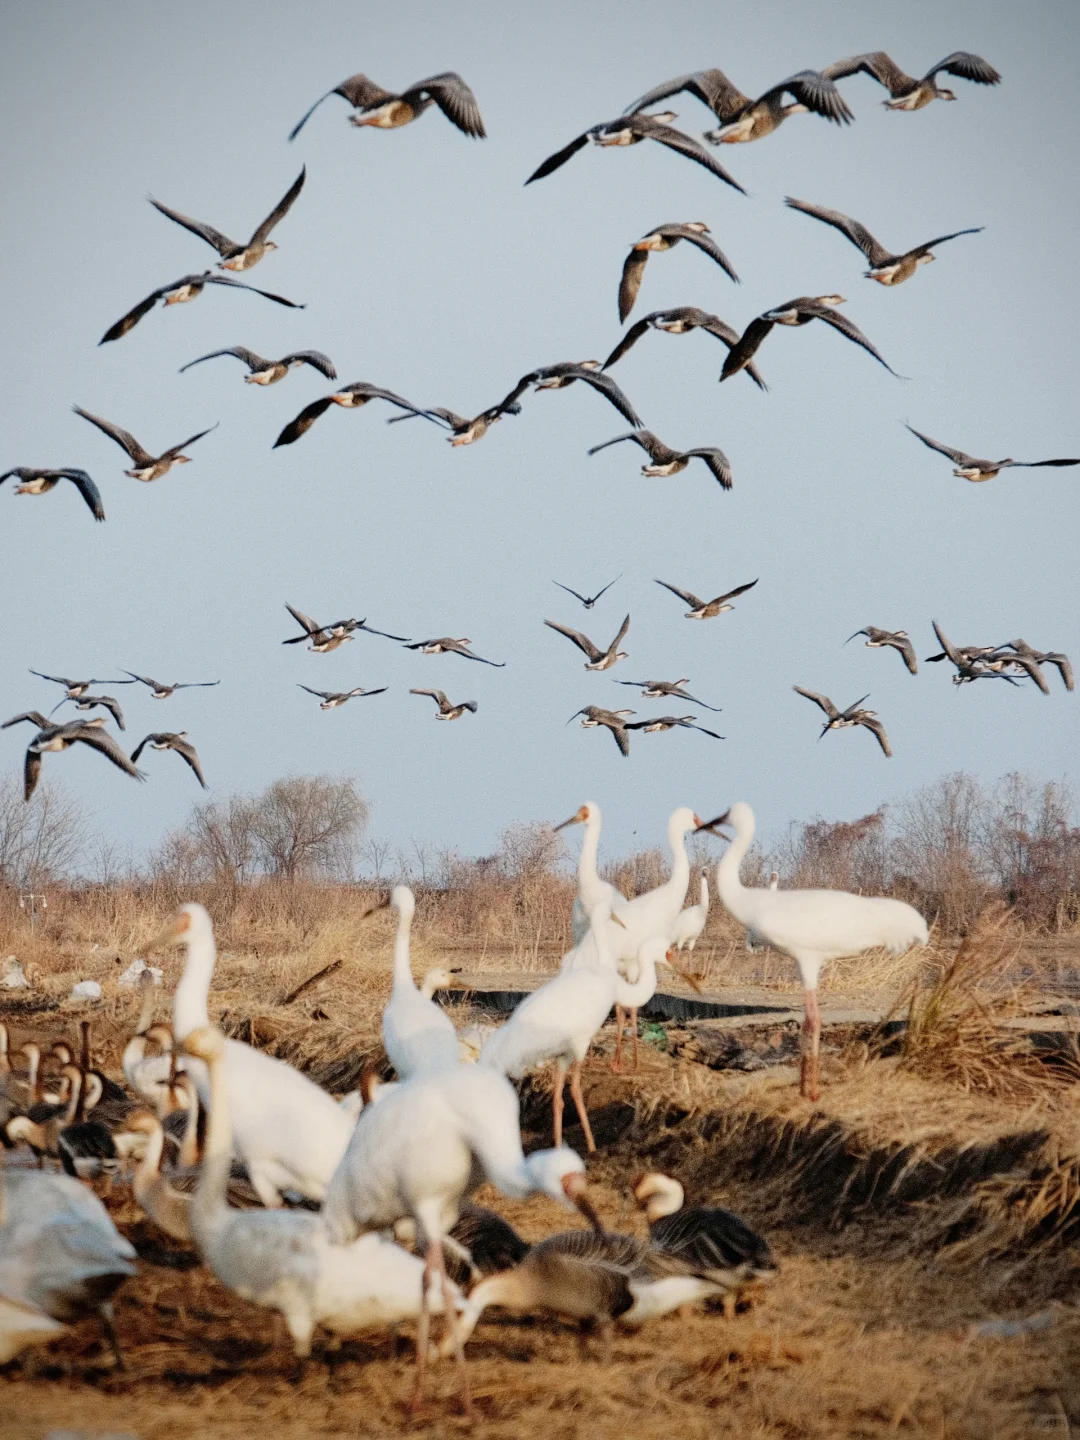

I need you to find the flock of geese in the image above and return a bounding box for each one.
[1,793,929,1410]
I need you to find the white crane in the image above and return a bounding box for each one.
[180,1024,461,1365]
[555,801,626,942]
[673,869,709,953]
[323,1060,590,1416]
[479,901,621,1151]
[378,886,460,1079]
[611,933,670,1072]
[161,902,355,1205]
[700,803,928,1099]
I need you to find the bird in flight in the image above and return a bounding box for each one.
[720,296,899,382]
[180,346,336,385]
[29,672,135,700]
[123,673,220,699]
[409,689,478,721]
[567,705,635,757]
[2,713,144,801]
[496,363,644,428]
[298,685,388,710]
[99,271,304,344]
[51,693,126,729]
[905,425,1080,482]
[793,687,892,756]
[822,50,1001,111]
[784,198,983,286]
[544,614,630,671]
[624,65,852,143]
[404,638,505,667]
[845,627,918,675]
[387,401,523,447]
[130,733,208,788]
[283,605,407,651]
[619,223,739,323]
[289,72,485,141]
[589,431,733,489]
[603,307,767,392]
[149,168,306,271]
[73,408,217,482]
[654,578,758,619]
[273,382,430,447]
[626,714,724,740]
[615,678,721,712]
[526,112,745,191]
[0,468,104,521]
[552,576,621,609]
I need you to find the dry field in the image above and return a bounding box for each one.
[4,895,1080,1439]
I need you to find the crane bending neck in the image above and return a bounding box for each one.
[714,807,756,926]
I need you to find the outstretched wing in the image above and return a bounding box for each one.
[685,447,733,490]
[274,396,334,447]
[148,197,236,256]
[71,726,144,780]
[98,280,174,344]
[172,738,209,788]
[249,167,306,245]
[280,350,337,379]
[410,688,449,708]
[618,251,649,323]
[603,319,650,369]
[72,407,151,466]
[719,317,774,382]
[794,686,840,720]
[525,131,591,184]
[925,52,1001,87]
[905,425,974,467]
[806,304,900,376]
[205,275,305,309]
[288,74,392,141]
[3,711,50,730]
[544,620,601,661]
[1014,457,1080,469]
[624,69,749,121]
[784,197,889,266]
[59,469,105,521]
[408,73,486,138]
[895,636,919,676]
[571,369,643,426]
[908,227,984,258]
[717,578,758,604]
[860,716,893,757]
[930,621,961,666]
[590,575,621,604]
[161,425,219,462]
[644,121,746,193]
[180,346,266,374]
[553,581,589,605]
[655,579,704,609]
[94,695,125,729]
[762,71,852,123]
[822,52,916,97]
[677,228,740,282]
[298,686,333,699]
[1008,654,1051,695]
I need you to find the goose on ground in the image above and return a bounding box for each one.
[123,672,220,697]
[625,66,852,142]
[73,407,217,481]
[567,705,635,757]
[180,346,336,384]
[673,871,710,954]
[409,688,477,720]
[620,223,738,322]
[299,684,388,708]
[130,733,207,788]
[403,637,505,666]
[905,424,1080,481]
[4,1063,82,1159]
[552,575,621,609]
[626,714,724,740]
[720,296,898,381]
[122,976,177,1107]
[150,168,306,271]
[496,362,644,427]
[603,306,767,390]
[544,614,630,671]
[283,603,408,650]
[632,1172,777,1287]
[273,381,430,446]
[616,677,722,711]
[57,1071,131,1181]
[29,671,135,699]
[793,686,892,755]
[589,430,733,488]
[785,197,982,285]
[51,693,126,727]
[845,627,918,675]
[0,468,104,521]
[823,51,1001,110]
[654,576,757,618]
[289,71,485,141]
[2,713,143,801]
[100,271,304,344]
[526,112,745,191]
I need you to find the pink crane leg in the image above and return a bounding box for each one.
[800,985,821,1101]
[569,1058,596,1153]
[553,1060,567,1147]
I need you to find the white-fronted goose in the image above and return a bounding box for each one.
[1001,640,1074,693]
[0,469,104,521]
[785,198,982,285]
[298,684,388,709]
[29,672,135,699]
[794,687,892,755]
[496,362,643,427]
[545,614,630,671]
[289,72,485,141]
[553,576,621,609]
[626,66,852,142]
[130,733,207,788]
[51,694,126,729]
[149,168,305,271]
[73,407,217,481]
[2,714,144,801]
[620,223,738,322]
[616,678,721,711]
[924,623,1022,687]
[655,577,758,618]
[603,307,767,390]
[526,112,745,191]
[626,714,724,740]
[720,296,898,381]
[409,689,477,720]
[99,271,304,344]
[180,346,336,384]
[273,381,430,447]
[845,627,918,675]
[403,637,505,667]
[282,604,408,650]
[823,51,1001,110]
[906,425,1080,482]
[123,672,220,698]
[589,430,733,489]
[387,401,522,446]
[567,705,635,757]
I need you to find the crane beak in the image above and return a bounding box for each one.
[563,1173,606,1231]
[694,810,731,835]
[663,951,704,994]
[610,912,627,929]
[148,911,192,950]
[554,808,587,831]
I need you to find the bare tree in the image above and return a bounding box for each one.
[248,776,368,882]
[0,778,85,889]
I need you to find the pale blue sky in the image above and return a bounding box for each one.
[1,0,1077,866]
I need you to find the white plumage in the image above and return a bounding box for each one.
[556,802,626,943]
[611,933,669,1072]
[673,870,709,952]
[380,886,460,1079]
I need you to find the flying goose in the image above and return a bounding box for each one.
[99,271,305,344]
[625,66,852,142]
[905,425,1080,482]
[845,627,918,675]
[149,168,306,271]
[289,71,485,141]
[387,401,522,446]
[403,637,505,666]
[496,362,644,427]
[29,672,135,699]
[615,678,721,711]
[823,51,1001,110]
[720,296,899,381]
[785,198,983,285]
[625,714,724,740]
[620,223,738,322]
[2,715,144,801]
[51,694,126,729]
[130,733,208,788]
[603,307,767,390]
[553,576,621,609]
[409,689,478,720]
[924,623,1022,687]
[654,577,758,618]
[526,112,745,191]
[123,672,220,698]
[298,684,388,709]
[283,604,408,650]
[794,687,892,756]
[567,705,635,757]
[544,614,630,671]
[589,430,733,489]
[273,381,430,447]
[0,468,104,521]
[180,346,337,384]
[1001,640,1074,693]
[73,407,217,481]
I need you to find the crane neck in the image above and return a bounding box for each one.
[173,935,216,1041]
[136,1120,165,1183]
[699,874,710,910]
[714,814,755,926]
[659,816,693,907]
[191,1042,231,1234]
[391,905,416,995]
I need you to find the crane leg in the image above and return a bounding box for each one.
[409,1240,436,1413]
[553,1061,567,1147]
[436,1238,473,1419]
[800,986,821,1102]
[611,1004,625,1072]
[569,1059,596,1153]
[630,1006,639,1072]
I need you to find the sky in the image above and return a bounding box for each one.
[1,0,1078,870]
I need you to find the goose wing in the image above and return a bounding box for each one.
[406,73,485,138]
[179,346,266,374]
[651,1206,775,1278]
[525,131,591,184]
[71,726,144,780]
[794,686,840,720]
[587,430,653,460]
[169,736,208,788]
[822,52,916,96]
[684,447,733,490]
[801,303,899,374]
[279,350,337,379]
[639,119,747,193]
[553,582,589,605]
[760,70,853,123]
[894,635,919,675]
[603,320,651,370]
[99,276,202,344]
[545,621,603,662]
[716,578,758,604]
[719,316,774,382]
[784,197,890,266]
[288,74,392,141]
[618,251,650,323]
[204,274,304,309]
[161,425,219,462]
[860,715,893,757]
[72,407,152,466]
[298,686,333,699]
[92,695,125,729]
[625,69,750,121]
[1012,457,1080,469]
[148,198,236,256]
[410,689,450,710]
[23,748,43,801]
[3,712,50,730]
[59,470,105,521]
[676,228,740,282]
[1044,654,1075,691]
[924,52,1001,87]
[284,603,322,637]
[930,621,962,666]
[590,575,621,603]
[248,167,306,245]
[905,425,975,467]
[906,227,984,258]
[1008,654,1051,695]
[655,579,705,609]
[569,368,643,426]
[274,396,334,447]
